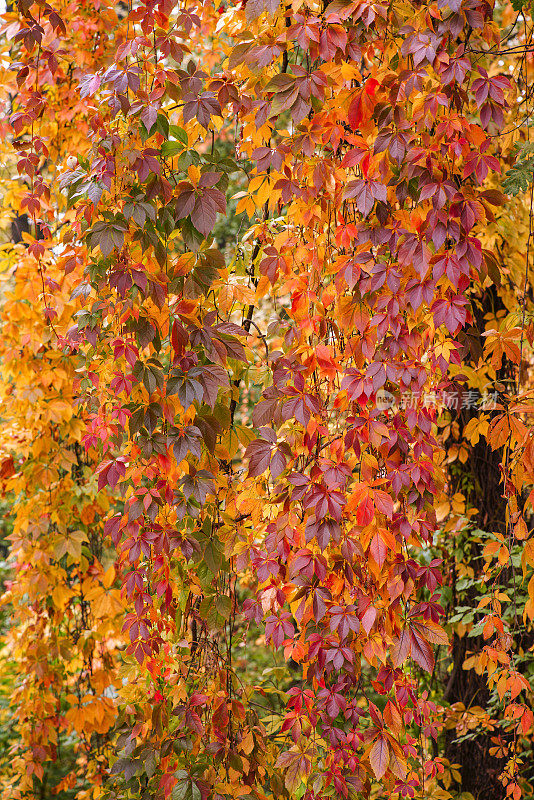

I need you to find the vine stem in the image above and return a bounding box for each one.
[517,180,534,393]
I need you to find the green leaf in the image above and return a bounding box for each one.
[503,144,534,195]
[172,775,190,800]
[215,594,232,619]
[200,595,225,629]
[170,125,189,144]
[204,538,223,574]
[161,140,186,158]
[129,407,145,436]
[156,113,170,138]
[144,750,157,778]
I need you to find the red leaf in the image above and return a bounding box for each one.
[369,531,387,567]
[391,627,410,667]
[369,736,389,779]
[409,626,435,673]
[361,605,377,634]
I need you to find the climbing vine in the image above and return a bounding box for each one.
[1,0,534,799]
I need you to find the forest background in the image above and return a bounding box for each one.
[1,0,534,799]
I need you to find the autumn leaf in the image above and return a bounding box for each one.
[369,737,390,779]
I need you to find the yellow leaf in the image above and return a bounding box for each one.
[102,565,115,589]
[240,730,254,755]
[524,538,534,570]
[52,583,73,610]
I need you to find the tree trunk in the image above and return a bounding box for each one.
[442,285,509,800]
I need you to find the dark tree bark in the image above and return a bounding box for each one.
[441,285,510,800]
[10,213,31,244]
